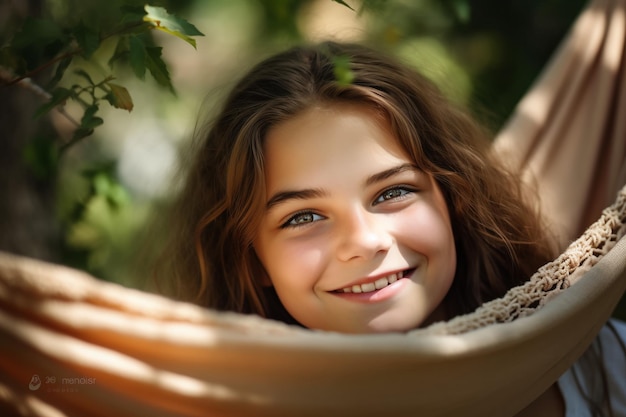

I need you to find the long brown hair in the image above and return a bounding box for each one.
[157,41,555,323]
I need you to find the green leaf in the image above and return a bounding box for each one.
[71,127,94,143]
[84,167,129,209]
[145,46,174,93]
[74,69,95,85]
[129,35,147,79]
[332,55,355,86]
[113,36,173,92]
[46,55,72,89]
[80,105,104,130]
[73,22,101,59]
[451,0,471,23]
[11,18,65,48]
[108,11,151,38]
[93,172,112,196]
[143,5,204,49]
[105,82,134,111]
[34,87,73,118]
[120,5,147,25]
[67,105,104,145]
[11,18,68,70]
[108,37,129,69]
[331,0,355,11]
[82,163,115,180]
[106,182,130,208]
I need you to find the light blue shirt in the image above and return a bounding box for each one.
[559,319,626,416]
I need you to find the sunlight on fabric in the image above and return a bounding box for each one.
[604,1,625,70]
[35,300,227,345]
[493,0,626,250]
[0,309,248,402]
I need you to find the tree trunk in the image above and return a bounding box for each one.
[0,0,61,262]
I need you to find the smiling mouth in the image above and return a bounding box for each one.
[334,269,415,294]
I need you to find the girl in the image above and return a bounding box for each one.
[161,41,554,331]
[157,41,625,415]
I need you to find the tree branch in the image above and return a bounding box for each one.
[0,66,81,133]
[0,67,52,100]
[1,49,82,87]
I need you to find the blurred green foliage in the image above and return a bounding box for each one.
[1,0,590,289]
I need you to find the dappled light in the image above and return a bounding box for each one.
[2,1,626,415]
[1,0,590,287]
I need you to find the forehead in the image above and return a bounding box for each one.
[263,103,409,182]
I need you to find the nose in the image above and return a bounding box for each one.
[335,207,393,262]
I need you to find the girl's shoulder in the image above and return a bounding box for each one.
[558,318,626,417]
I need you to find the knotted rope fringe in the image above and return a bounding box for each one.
[422,184,626,336]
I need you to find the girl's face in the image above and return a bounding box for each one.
[254,103,456,333]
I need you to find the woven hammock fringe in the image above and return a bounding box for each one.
[421,184,626,336]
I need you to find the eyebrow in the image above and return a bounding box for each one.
[265,163,419,210]
[266,188,328,210]
[365,163,418,187]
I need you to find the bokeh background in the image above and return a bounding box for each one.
[0,0,597,293]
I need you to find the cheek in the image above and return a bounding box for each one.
[258,236,328,289]
[397,203,454,250]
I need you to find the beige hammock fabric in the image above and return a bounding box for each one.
[1,0,626,416]
[0,188,624,417]
[493,0,626,247]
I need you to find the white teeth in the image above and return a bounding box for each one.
[374,277,388,289]
[340,271,404,294]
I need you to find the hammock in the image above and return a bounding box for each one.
[1,0,625,415]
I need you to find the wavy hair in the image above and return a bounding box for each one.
[157,41,555,323]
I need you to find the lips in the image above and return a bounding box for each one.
[335,269,414,294]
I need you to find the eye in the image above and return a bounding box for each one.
[374,186,414,205]
[281,211,325,228]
